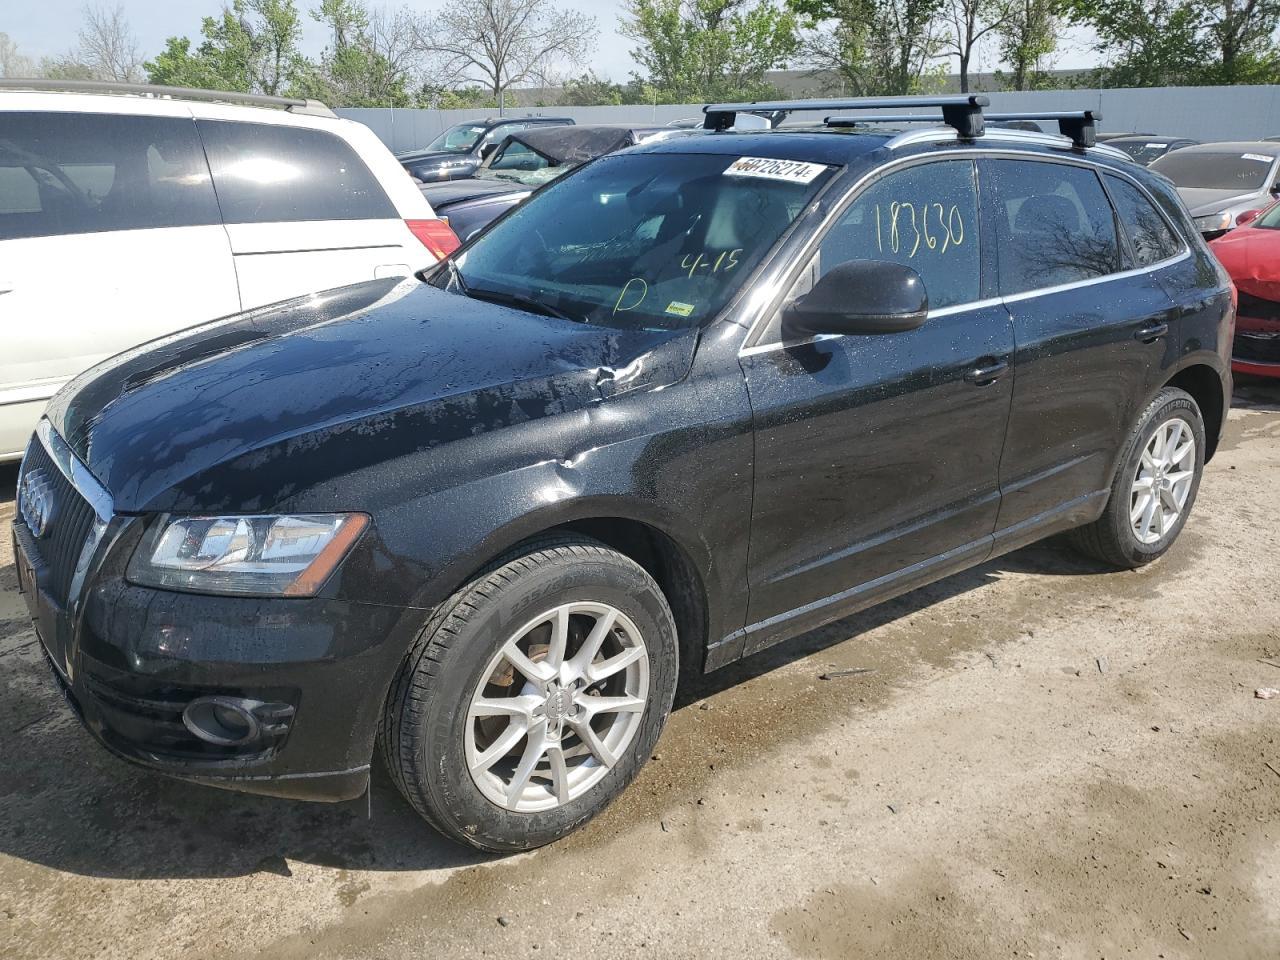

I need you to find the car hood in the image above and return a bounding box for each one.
[400,150,473,167]
[1179,186,1265,216]
[420,178,527,207]
[46,279,696,513]
[1209,225,1280,300]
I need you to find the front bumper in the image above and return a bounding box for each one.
[13,451,422,803]
[1231,310,1280,378]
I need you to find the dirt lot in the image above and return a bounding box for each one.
[1,379,1278,960]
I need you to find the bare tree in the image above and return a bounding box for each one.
[80,4,144,81]
[0,32,36,78]
[943,0,1012,92]
[414,0,598,109]
[46,4,144,82]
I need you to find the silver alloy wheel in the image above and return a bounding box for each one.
[1130,416,1196,546]
[464,601,650,813]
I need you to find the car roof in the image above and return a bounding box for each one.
[1106,134,1193,143]
[1171,141,1280,155]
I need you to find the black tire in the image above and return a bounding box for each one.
[380,535,678,852]
[1068,386,1205,569]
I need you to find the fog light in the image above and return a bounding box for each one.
[183,696,262,746]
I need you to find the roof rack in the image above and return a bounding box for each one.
[703,95,990,139]
[0,78,336,118]
[985,111,1101,149]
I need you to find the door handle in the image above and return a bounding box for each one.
[1133,320,1169,343]
[964,357,1009,386]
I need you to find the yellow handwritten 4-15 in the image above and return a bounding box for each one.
[873,202,965,257]
[680,249,741,278]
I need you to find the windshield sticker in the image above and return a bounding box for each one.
[1243,153,1272,162]
[665,301,695,317]
[725,156,827,183]
[1146,142,1167,148]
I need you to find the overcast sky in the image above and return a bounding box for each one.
[3,0,1094,81]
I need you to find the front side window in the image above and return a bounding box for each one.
[198,120,395,224]
[986,159,1120,295]
[1105,174,1183,267]
[817,160,980,309]
[0,112,219,241]
[445,152,834,329]
[488,141,549,173]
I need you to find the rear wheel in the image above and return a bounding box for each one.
[1068,386,1205,568]
[380,536,678,852]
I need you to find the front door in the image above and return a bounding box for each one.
[740,158,1014,652]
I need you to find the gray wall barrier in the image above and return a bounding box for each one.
[338,85,1280,153]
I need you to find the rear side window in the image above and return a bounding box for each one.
[0,112,219,241]
[818,159,980,308]
[985,159,1120,295]
[1105,174,1183,267]
[198,120,396,224]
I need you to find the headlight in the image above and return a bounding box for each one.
[127,514,369,597]
[1194,211,1233,233]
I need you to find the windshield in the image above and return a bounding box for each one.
[440,152,833,329]
[1251,201,1280,229]
[1151,151,1275,190]
[1113,140,1175,165]
[424,123,487,154]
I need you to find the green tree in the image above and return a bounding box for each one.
[623,0,799,103]
[292,0,418,106]
[556,70,626,105]
[997,0,1058,89]
[145,0,303,95]
[791,0,947,96]
[1063,0,1280,86]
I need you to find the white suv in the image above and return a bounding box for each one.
[0,81,460,460]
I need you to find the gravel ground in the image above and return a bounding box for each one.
[1,377,1278,960]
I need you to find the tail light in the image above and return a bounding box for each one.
[406,218,461,259]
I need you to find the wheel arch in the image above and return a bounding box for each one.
[422,498,717,689]
[1163,361,1227,461]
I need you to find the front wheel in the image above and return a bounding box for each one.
[1068,386,1205,568]
[380,536,678,852]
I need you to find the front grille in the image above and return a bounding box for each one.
[1237,290,1280,322]
[1234,330,1280,364]
[18,437,97,607]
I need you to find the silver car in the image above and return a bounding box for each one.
[1151,141,1280,238]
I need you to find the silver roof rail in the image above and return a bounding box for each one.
[0,78,337,118]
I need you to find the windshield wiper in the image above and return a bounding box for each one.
[464,286,586,323]
[443,257,469,294]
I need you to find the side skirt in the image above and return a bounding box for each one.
[704,488,1108,672]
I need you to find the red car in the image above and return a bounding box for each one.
[1210,203,1280,377]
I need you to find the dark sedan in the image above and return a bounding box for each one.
[397,115,574,183]
[421,124,701,241]
[1106,135,1199,166]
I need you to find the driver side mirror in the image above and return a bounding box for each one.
[479,142,499,160]
[1237,207,1263,226]
[783,260,929,339]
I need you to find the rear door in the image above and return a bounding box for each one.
[196,117,419,309]
[980,157,1179,543]
[740,158,1015,648]
[0,105,239,457]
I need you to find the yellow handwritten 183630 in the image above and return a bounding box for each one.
[873,202,965,258]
